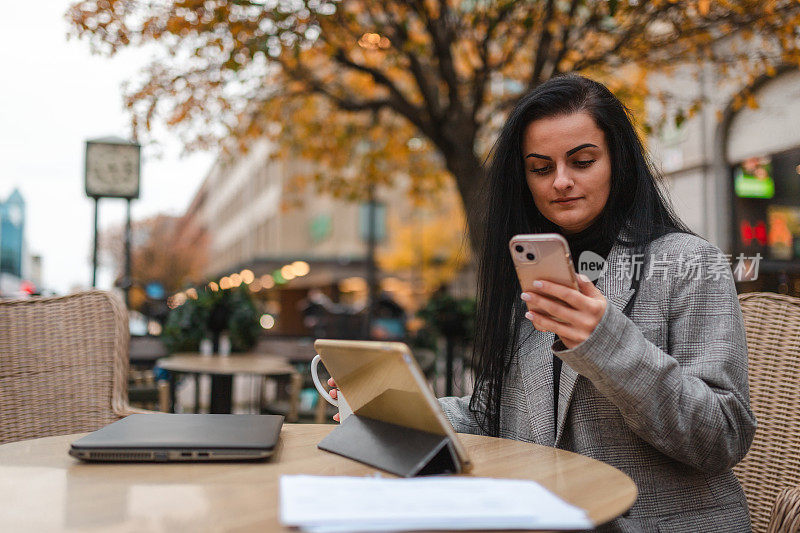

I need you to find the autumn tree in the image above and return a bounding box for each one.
[378,186,470,310]
[69,0,800,248]
[100,214,208,308]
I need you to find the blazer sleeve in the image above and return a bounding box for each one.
[553,239,756,474]
[438,394,486,435]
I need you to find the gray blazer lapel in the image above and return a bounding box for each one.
[555,241,636,446]
[517,320,557,446]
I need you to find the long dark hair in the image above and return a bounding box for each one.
[470,73,693,436]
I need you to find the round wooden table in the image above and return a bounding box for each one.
[158,353,300,416]
[0,424,636,532]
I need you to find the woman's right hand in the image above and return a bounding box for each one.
[327,377,340,422]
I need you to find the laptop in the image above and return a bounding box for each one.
[69,413,284,462]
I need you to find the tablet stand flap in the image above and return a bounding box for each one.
[317,415,459,478]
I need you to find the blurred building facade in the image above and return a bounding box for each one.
[194,140,376,283]
[647,60,800,296]
[181,139,471,336]
[0,188,40,297]
[0,188,25,278]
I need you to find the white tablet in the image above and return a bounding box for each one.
[314,339,473,473]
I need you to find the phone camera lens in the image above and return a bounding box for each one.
[526,253,535,261]
[515,245,524,253]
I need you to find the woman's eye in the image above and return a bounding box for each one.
[530,166,551,174]
[574,159,596,168]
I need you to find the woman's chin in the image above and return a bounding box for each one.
[547,215,591,234]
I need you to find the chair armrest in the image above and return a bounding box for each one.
[116,380,171,416]
[768,484,800,533]
[115,404,163,416]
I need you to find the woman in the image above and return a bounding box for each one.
[331,74,755,531]
[439,74,756,531]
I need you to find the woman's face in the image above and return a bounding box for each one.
[522,112,612,234]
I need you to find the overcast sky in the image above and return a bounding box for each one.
[0,1,214,294]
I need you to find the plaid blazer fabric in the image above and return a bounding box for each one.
[440,232,756,532]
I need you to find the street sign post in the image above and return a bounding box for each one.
[84,137,141,306]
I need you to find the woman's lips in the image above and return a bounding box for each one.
[553,197,582,204]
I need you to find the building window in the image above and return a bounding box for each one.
[733,147,800,262]
[309,214,332,244]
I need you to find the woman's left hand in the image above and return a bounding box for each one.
[521,274,607,349]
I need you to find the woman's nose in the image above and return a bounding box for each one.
[553,167,574,191]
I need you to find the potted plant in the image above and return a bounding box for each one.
[161,285,261,354]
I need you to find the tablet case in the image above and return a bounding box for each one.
[317,414,460,477]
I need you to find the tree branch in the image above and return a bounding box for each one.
[276,50,444,144]
[331,48,413,110]
[277,57,391,112]
[530,0,556,87]
[411,0,463,117]
[547,0,582,79]
[379,5,445,123]
[471,1,520,121]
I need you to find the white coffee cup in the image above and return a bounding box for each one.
[311,354,353,423]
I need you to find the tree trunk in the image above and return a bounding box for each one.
[444,148,486,255]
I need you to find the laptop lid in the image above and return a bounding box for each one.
[70,413,284,462]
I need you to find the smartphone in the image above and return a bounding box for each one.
[509,233,579,292]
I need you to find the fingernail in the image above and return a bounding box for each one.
[520,292,532,301]
[578,274,589,282]
[525,311,535,321]
[533,280,543,288]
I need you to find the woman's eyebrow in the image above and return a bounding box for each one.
[524,143,599,160]
[525,153,551,160]
[566,143,598,156]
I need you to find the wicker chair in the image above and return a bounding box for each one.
[736,292,800,532]
[0,290,141,445]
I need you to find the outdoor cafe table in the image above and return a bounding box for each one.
[157,353,298,415]
[0,424,637,532]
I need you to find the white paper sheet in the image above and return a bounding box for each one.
[279,475,593,532]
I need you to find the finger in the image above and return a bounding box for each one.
[525,311,581,344]
[574,275,607,317]
[330,388,337,399]
[522,292,582,325]
[333,412,340,422]
[576,274,602,297]
[529,280,587,309]
[536,308,596,335]
[520,292,554,319]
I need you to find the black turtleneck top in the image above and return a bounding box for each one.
[552,218,615,433]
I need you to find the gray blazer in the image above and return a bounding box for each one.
[440,232,756,532]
